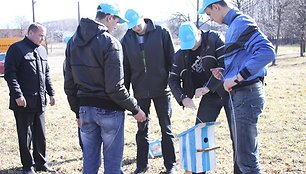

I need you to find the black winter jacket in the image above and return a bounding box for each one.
[4,37,55,112]
[64,18,140,116]
[121,19,174,99]
[169,30,226,106]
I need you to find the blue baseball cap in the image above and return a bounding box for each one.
[97,2,127,24]
[178,22,198,50]
[125,9,143,29]
[197,0,223,14]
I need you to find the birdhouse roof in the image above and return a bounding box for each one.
[177,122,220,138]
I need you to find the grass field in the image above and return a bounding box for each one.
[0,45,305,173]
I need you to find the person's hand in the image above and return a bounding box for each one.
[49,96,55,106]
[182,97,197,110]
[15,96,27,107]
[195,87,210,98]
[76,118,81,128]
[133,109,146,122]
[223,77,237,92]
[210,67,224,80]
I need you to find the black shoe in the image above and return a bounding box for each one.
[23,167,36,174]
[36,165,56,173]
[133,166,149,174]
[166,167,177,174]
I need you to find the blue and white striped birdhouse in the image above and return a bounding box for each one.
[177,122,220,173]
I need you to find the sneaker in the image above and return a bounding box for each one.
[133,166,149,174]
[36,165,56,173]
[23,167,36,174]
[166,167,177,174]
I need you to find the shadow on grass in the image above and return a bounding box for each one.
[122,157,137,166]
[0,157,172,174]
[122,156,169,174]
[49,157,82,166]
[0,158,82,174]
[0,167,23,174]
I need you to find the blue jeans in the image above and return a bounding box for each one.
[79,106,125,174]
[136,94,176,170]
[195,93,242,174]
[230,81,265,174]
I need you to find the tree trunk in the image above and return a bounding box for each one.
[272,8,282,66]
[196,0,200,28]
[300,33,305,57]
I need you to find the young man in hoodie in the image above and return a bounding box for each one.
[64,2,146,174]
[197,0,276,173]
[121,9,176,174]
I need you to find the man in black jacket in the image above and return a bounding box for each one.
[169,22,241,174]
[4,23,56,174]
[64,2,146,174]
[121,9,176,174]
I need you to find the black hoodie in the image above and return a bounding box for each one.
[64,18,140,116]
[121,18,174,99]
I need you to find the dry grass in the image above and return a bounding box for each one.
[0,45,305,174]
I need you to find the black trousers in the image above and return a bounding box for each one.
[78,127,83,151]
[135,94,176,170]
[13,111,47,170]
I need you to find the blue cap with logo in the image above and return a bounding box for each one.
[197,0,223,14]
[178,22,198,50]
[125,9,143,29]
[97,2,127,24]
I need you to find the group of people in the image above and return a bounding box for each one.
[4,0,275,174]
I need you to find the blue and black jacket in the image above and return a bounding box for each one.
[223,8,275,87]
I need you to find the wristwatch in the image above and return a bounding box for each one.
[233,76,240,84]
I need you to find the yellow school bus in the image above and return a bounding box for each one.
[0,37,22,53]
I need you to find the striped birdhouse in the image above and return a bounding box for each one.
[177,122,220,173]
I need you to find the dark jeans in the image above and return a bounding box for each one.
[136,94,176,170]
[230,81,265,173]
[14,111,47,170]
[194,93,242,174]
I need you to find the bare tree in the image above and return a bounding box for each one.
[231,0,256,15]
[167,12,190,39]
[271,0,291,65]
[14,16,30,35]
[294,0,306,57]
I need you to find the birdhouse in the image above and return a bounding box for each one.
[148,139,162,158]
[177,122,220,173]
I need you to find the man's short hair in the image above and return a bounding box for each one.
[96,9,109,21]
[95,2,126,24]
[27,22,45,34]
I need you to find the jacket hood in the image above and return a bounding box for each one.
[73,18,108,47]
[143,18,156,33]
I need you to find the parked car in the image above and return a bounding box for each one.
[0,52,6,75]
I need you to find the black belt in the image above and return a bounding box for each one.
[231,81,263,94]
[232,77,264,90]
